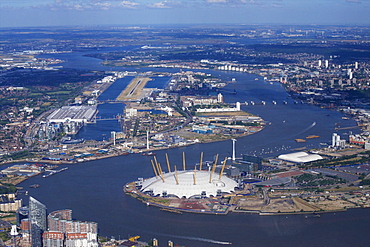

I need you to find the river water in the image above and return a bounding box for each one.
[72,75,171,141]
[21,49,370,246]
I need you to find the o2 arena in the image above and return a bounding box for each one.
[135,153,238,199]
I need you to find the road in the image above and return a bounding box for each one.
[24,109,54,148]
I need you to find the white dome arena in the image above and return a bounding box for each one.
[140,170,238,198]
[278,151,323,163]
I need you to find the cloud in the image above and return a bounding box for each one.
[203,0,267,6]
[26,0,138,11]
[2,0,283,11]
[206,0,227,3]
[270,2,283,8]
[52,1,114,10]
[147,1,174,8]
[119,0,140,8]
[92,2,112,10]
[1,0,139,11]
[72,4,84,10]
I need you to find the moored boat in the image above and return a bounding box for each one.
[142,152,156,156]
[306,135,320,139]
[295,139,306,143]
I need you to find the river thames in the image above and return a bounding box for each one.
[19,49,370,246]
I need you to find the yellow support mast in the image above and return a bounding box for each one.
[150,160,158,179]
[214,153,219,168]
[165,153,171,173]
[209,154,218,183]
[154,156,165,182]
[153,156,160,173]
[193,166,197,185]
[174,165,179,185]
[219,157,227,180]
[182,152,186,171]
[158,165,165,182]
[199,152,203,171]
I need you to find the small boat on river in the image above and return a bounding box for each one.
[142,152,156,156]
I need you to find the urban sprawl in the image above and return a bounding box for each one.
[0,25,370,246]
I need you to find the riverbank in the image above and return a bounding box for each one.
[19,48,370,246]
[1,105,265,168]
[124,180,370,216]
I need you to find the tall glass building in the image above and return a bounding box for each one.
[29,196,47,247]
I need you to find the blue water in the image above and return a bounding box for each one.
[18,152,370,247]
[75,68,359,157]
[75,74,171,140]
[98,76,134,101]
[139,109,167,115]
[146,76,171,89]
[74,103,124,141]
[25,48,369,247]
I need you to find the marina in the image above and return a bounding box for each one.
[42,167,69,178]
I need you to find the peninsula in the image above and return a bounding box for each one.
[125,152,370,216]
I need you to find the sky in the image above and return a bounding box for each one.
[0,0,370,27]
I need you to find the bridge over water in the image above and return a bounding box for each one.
[97,100,127,104]
[94,116,123,121]
[230,100,298,106]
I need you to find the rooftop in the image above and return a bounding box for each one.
[140,170,238,198]
[278,152,323,163]
[47,105,97,123]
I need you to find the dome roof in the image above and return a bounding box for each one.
[278,152,323,163]
[140,170,237,198]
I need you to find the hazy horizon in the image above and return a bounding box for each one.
[1,0,370,28]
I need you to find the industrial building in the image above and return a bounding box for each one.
[180,93,224,107]
[47,105,97,134]
[192,124,216,134]
[47,105,97,124]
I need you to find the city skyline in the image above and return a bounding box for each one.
[1,0,370,28]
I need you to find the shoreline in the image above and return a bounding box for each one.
[5,63,361,168]
[2,64,368,216]
[1,120,263,168]
[124,182,368,216]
